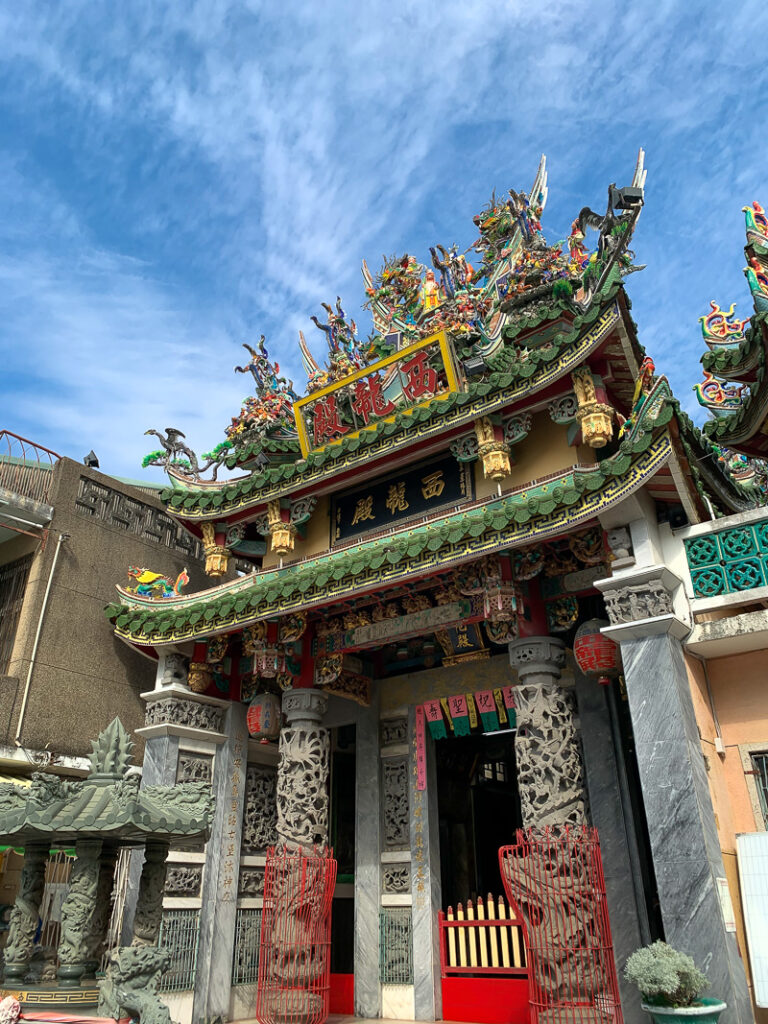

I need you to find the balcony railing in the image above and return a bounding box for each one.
[684,517,768,598]
[0,431,60,507]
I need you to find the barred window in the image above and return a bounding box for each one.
[158,909,200,991]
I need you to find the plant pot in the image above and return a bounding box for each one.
[641,998,727,1024]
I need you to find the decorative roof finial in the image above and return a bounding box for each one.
[88,718,135,780]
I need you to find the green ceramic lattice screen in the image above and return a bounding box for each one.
[685,519,768,598]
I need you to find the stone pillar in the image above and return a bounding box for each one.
[132,842,169,946]
[83,847,118,978]
[192,701,248,1023]
[58,839,103,987]
[508,636,588,826]
[276,688,330,847]
[354,695,381,1019]
[598,566,752,1024]
[408,705,442,1022]
[2,843,48,985]
[379,714,412,1020]
[122,686,227,945]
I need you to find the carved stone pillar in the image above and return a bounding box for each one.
[508,636,588,827]
[2,843,48,985]
[276,688,330,848]
[131,842,169,946]
[58,839,103,987]
[83,847,118,978]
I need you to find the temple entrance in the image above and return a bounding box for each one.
[436,729,523,909]
[435,728,529,1024]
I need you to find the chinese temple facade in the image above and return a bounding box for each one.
[105,156,768,1024]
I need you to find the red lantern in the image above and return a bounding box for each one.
[246,692,282,741]
[573,618,621,686]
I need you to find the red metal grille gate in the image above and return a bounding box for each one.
[499,827,623,1024]
[255,846,337,1024]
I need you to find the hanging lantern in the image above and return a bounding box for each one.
[246,692,282,741]
[484,584,518,622]
[254,645,286,678]
[573,618,621,686]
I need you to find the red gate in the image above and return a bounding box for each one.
[255,845,337,1024]
[438,894,530,1024]
[499,827,623,1024]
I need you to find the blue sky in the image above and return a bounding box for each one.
[1,1,767,480]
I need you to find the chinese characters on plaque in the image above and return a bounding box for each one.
[331,454,472,542]
[293,331,459,455]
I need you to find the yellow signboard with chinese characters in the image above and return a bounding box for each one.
[293,330,460,457]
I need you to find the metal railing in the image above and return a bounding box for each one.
[379,907,413,985]
[232,907,262,985]
[158,908,200,991]
[0,431,60,506]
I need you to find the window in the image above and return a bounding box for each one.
[751,753,768,829]
[0,554,33,674]
[478,760,507,784]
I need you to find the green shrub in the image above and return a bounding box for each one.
[624,941,709,1007]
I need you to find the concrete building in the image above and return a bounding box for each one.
[0,429,206,772]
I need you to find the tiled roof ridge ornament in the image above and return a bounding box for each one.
[699,301,749,351]
[142,425,223,482]
[124,565,189,600]
[234,335,298,401]
[88,717,135,781]
[743,200,768,249]
[225,334,299,447]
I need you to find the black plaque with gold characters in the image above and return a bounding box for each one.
[331,453,473,543]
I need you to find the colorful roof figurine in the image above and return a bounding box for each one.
[699,302,749,352]
[695,201,768,459]
[743,201,768,252]
[0,718,214,846]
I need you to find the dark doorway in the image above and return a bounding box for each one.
[436,730,523,909]
[329,724,356,976]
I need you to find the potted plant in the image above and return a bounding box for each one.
[624,942,726,1024]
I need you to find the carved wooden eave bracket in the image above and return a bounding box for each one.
[450,412,533,475]
[254,496,319,555]
[571,366,615,448]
